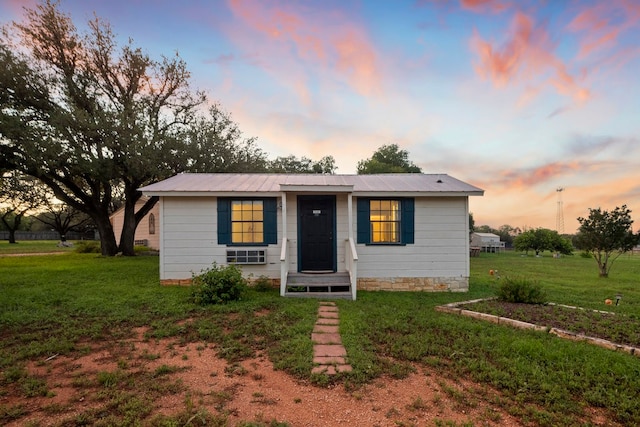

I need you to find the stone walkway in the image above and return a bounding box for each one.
[311,302,353,375]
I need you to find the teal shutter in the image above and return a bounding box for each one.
[357,198,370,244]
[401,198,415,244]
[217,198,231,244]
[263,198,277,244]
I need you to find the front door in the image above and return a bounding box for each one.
[298,196,335,272]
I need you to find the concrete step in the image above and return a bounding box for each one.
[285,272,352,299]
[287,272,350,285]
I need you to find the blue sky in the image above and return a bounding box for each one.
[2,0,639,232]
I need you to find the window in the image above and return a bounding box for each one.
[149,213,155,235]
[369,200,400,243]
[231,200,264,243]
[218,198,277,245]
[357,198,414,245]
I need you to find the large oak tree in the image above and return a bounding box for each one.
[0,1,260,255]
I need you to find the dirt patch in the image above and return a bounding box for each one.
[2,327,530,426]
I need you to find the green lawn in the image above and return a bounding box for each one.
[1,251,639,426]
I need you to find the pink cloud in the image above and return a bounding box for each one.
[471,160,589,191]
[471,12,590,103]
[224,0,383,98]
[460,0,511,13]
[568,1,640,59]
[502,162,582,188]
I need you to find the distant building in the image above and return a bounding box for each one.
[109,197,159,250]
[470,232,505,253]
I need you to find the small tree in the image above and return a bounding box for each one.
[513,229,536,255]
[35,200,93,242]
[576,205,639,277]
[0,171,47,243]
[513,228,572,256]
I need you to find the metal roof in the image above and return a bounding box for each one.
[139,173,484,196]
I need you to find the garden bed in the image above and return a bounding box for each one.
[437,299,640,356]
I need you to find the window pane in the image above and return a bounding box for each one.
[370,199,401,243]
[231,199,265,243]
[231,202,242,221]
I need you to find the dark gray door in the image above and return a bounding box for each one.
[298,196,335,272]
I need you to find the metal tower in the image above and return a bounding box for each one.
[556,187,565,234]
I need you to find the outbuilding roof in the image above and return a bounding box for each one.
[139,173,484,196]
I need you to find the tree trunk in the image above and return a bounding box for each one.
[8,229,17,244]
[93,214,119,256]
[119,197,138,256]
[119,192,158,256]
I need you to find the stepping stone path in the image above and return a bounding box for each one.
[311,302,353,375]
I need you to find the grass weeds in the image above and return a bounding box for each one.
[2,251,640,425]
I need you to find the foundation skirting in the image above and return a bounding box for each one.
[357,277,468,292]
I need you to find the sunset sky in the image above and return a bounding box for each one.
[2,0,639,233]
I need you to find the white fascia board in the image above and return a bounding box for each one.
[351,191,484,197]
[140,191,283,197]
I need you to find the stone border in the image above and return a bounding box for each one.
[436,298,640,358]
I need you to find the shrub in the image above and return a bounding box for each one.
[74,241,101,253]
[497,276,547,304]
[191,263,247,305]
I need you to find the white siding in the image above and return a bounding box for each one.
[158,194,471,283]
[159,196,282,280]
[354,197,469,278]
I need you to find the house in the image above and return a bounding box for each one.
[470,232,505,253]
[139,173,484,299]
[109,197,160,250]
